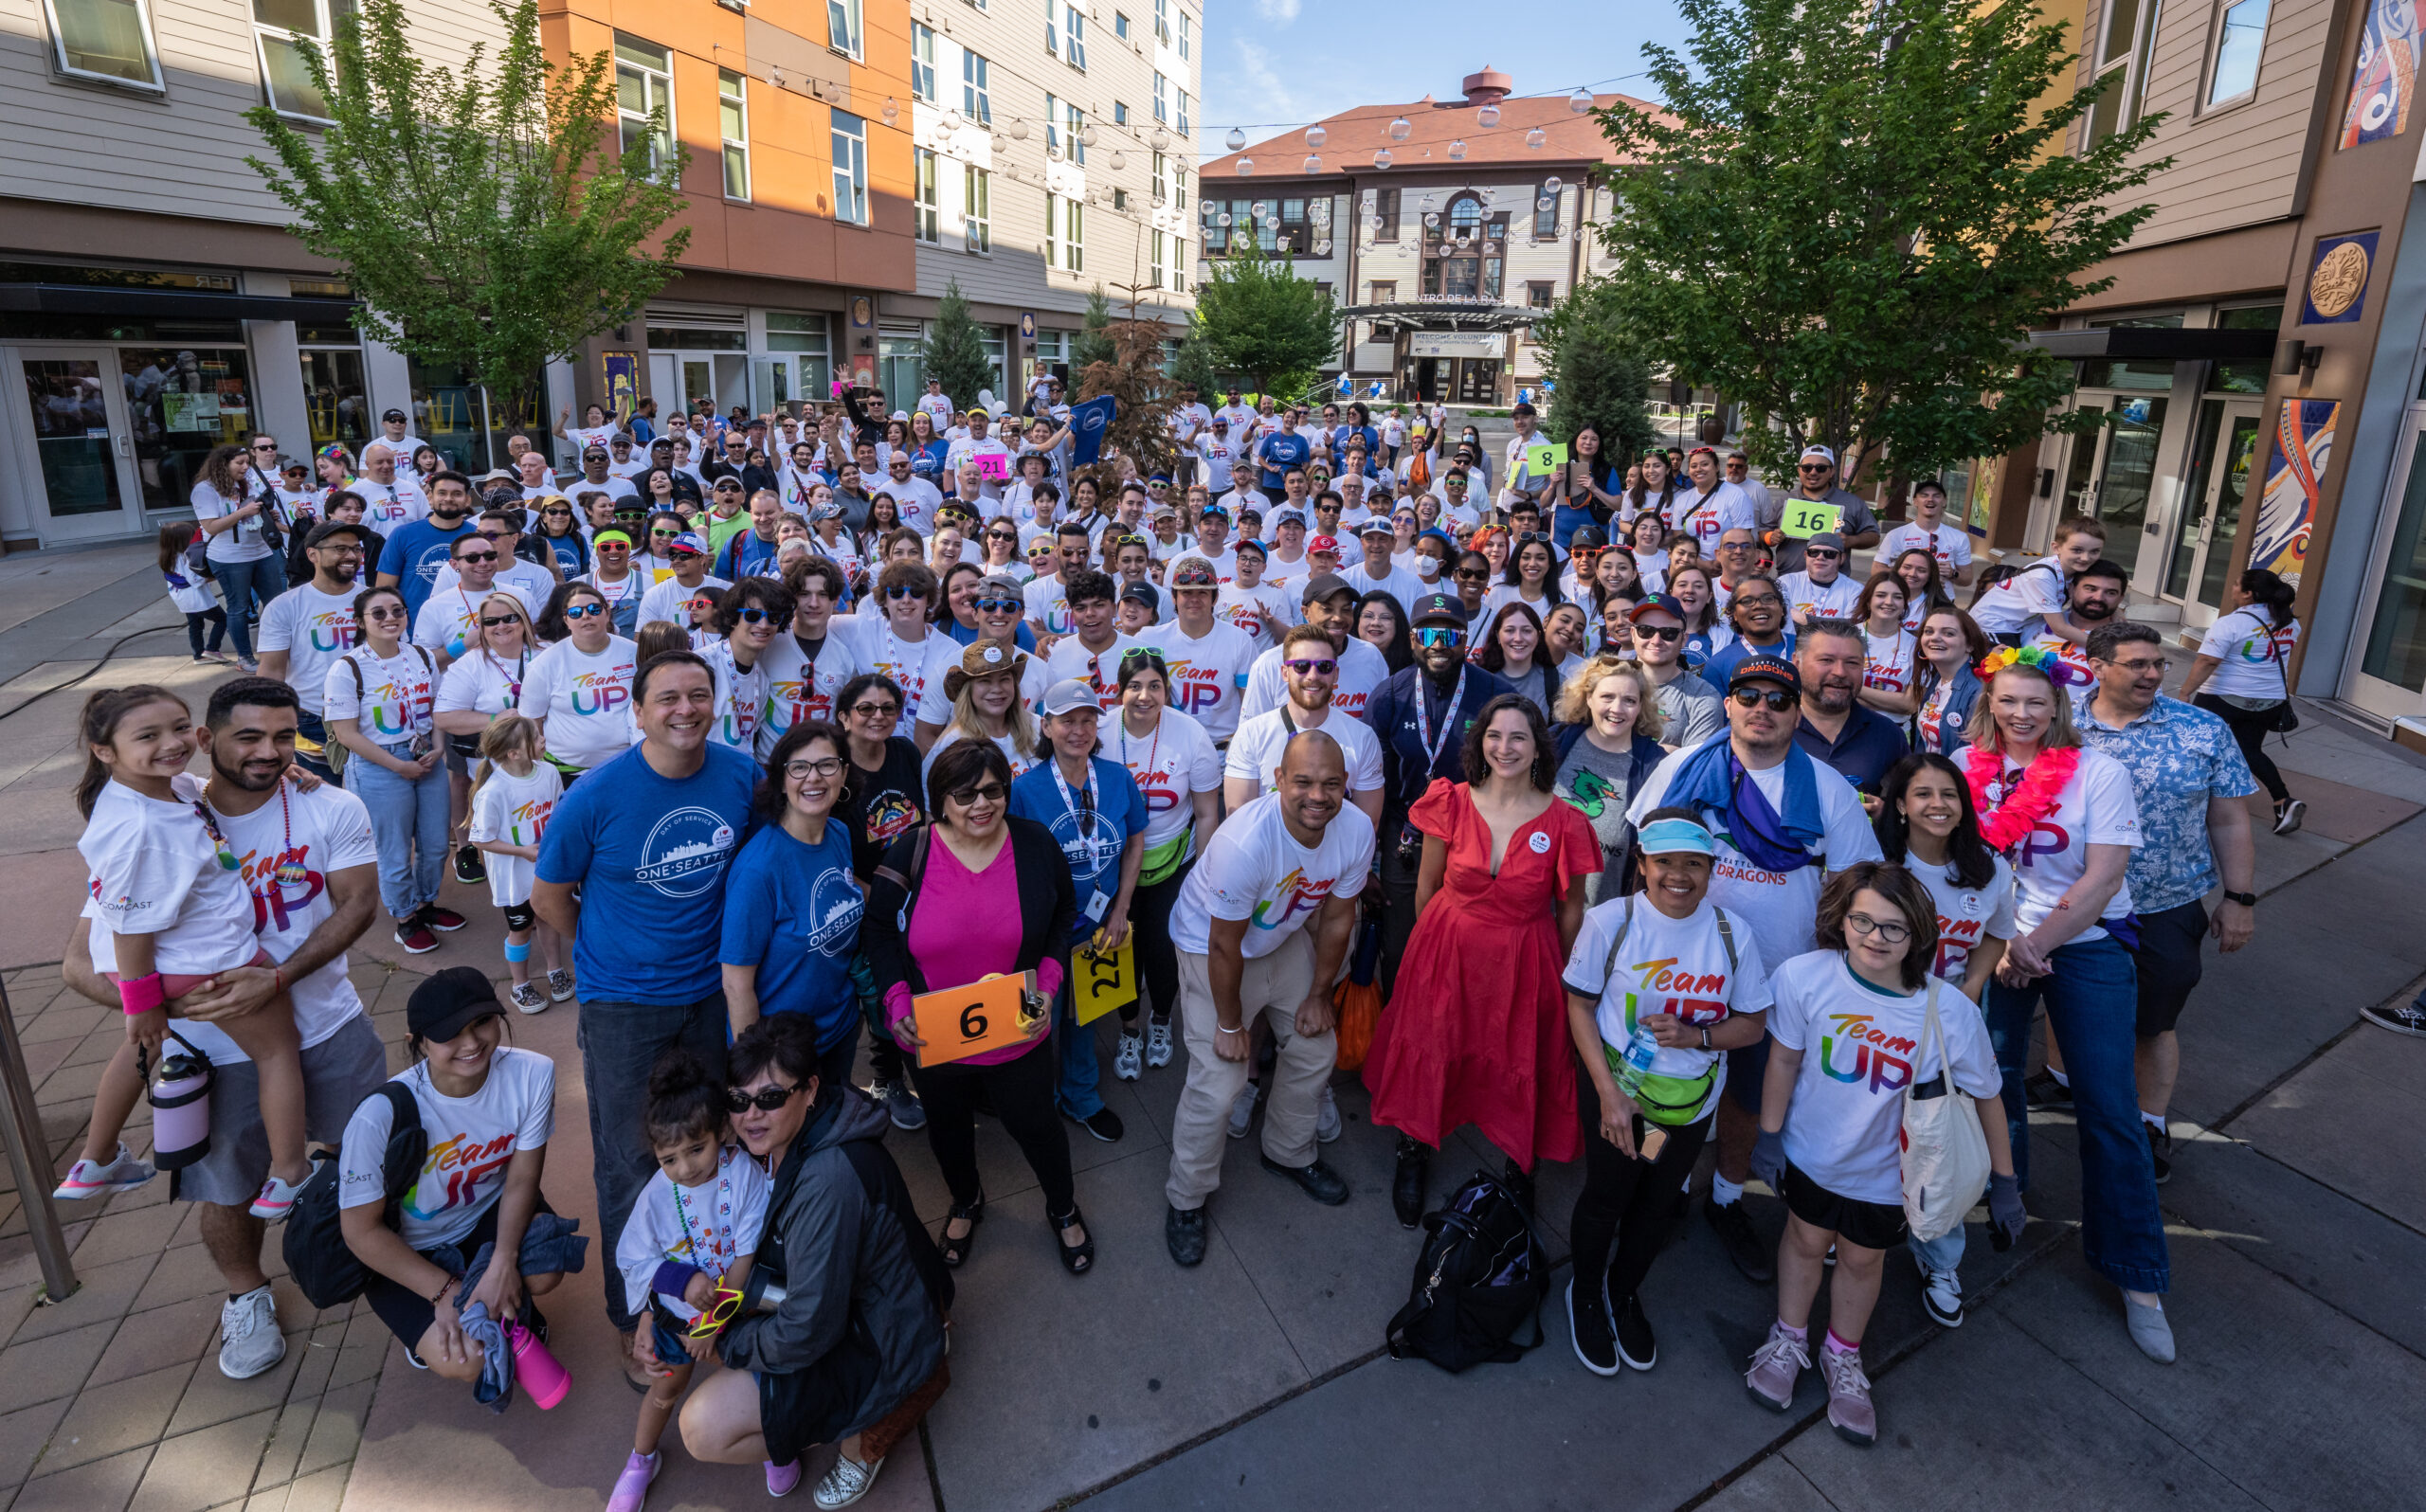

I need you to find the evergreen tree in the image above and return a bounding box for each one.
[1192,240,1336,401]
[1536,283,1658,474]
[1072,285,1118,373]
[922,280,996,415]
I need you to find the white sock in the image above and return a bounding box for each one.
[2141,1111,2166,1133]
[1711,1173,1745,1207]
[2049,1069,2070,1089]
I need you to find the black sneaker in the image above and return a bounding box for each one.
[2362,996,2426,1036]
[1612,1290,1657,1371]
[2023,1071,2073,1109]
[1166,1203,1208,1268]
[1705,1197,1773,1283]
[2272,798,2307,836]
[1068,1106,1125,1143]
[1567,1278,1618,1377]
[453,843,486,885]
[2147,1123,2172,1185]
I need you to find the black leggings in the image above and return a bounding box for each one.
[1123,856,1194,1025]
[2194,693,2291,804]
[1569,1072,1711,1308]
[908,1036,1077,1216]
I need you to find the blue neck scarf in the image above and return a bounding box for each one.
[1663,738,1825,873]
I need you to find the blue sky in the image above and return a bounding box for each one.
[1196,0,1693,161]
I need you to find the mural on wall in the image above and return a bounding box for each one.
[2250,399,2342,585]
[2341,0,2419,149]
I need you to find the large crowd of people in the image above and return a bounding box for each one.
[56,376,2364,1504]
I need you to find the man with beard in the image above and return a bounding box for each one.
[374,469,480,621]
[2028,558,2127,711]
[61,679,381,1381]
[259,520,371,778]
[1790,621,1910,801]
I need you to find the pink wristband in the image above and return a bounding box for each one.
[118,972,166,1017]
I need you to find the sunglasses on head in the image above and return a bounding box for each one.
[564,603,605,620]
[724,1082,802,1114]
[1729,686,1799,711]
[1171,570,1218,586]
[1283,657,1337,676]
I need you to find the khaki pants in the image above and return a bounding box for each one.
[1166,931,1332,1210]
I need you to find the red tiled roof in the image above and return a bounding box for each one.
[1199,85,1670,180]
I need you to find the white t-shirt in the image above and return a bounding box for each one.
[1224,705,1385,798]
[1777,570,1862,623]
[1768,951,2001,1205]
[1562,896,1774,1125]
[518,637,639,769]
[1042,631,1146,711]
[412,580,547,661]
[1626,736,1884,966]
[355,477,428,533]
[1216,583,1298,651]
[1168,792,1374,958]
[1976,746,2141,940]
[435,648,529,728]
[1907,854,2018,985]
[916,393,957,429]
[564,423,618,457]
[1663,483,1757,556]
[1862,628,1918,696]
[323,645,436,749]
[616,1143,771,1321]
[1023,574,1077,639]
[1344,562,1427,617]
[848,621,940,740]
[2023,622,2101,709]
[430,557,554,609]
[920,728,1038,783]
[1149,621,1258,742]
[1481,584,1561,626]
[258,584,358,714]
[1170,401,1214,458]
[913,634,1046,730]
[2198,607,2300,700]
[638,574,733,629]
[696,639,769,754]
[1110,707,1223,856]
[756,630,868,758]
[78,773,263,979]
[190,480,272,564]
[877,477,945,534]
[1878,521,1972,578]
[1968,556,2067,638]
[339,1049,556,1251]
[944,438,1012,500]
[1240,637,1390,724]
[469,763,562,907]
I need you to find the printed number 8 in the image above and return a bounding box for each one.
[959,1002,987,1040]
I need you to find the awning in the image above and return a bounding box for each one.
[0,283,359,324]
[1339,303,1540,336]
[2027,327,2277,361]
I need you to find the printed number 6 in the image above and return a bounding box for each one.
[959,1002,987,1040]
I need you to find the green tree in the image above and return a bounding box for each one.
[1072,285,1118,374]
[922,280,995,413]
[1168,330,1222,397]
[1588,0,2170,486]
[244,0,691,427]
[1192,240,1337,401]
[1535,281,1658,470]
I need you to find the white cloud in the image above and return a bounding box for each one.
[1254,0,1301,21]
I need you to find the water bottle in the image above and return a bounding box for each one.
[505,1318,570,1410]
[147,1035,215,1172]
[1622,1025,1659,1077]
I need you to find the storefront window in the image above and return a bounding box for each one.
[2362,445,2426,692]
[298,320,368,452]
[119,346,252,510]
[406,356,542,475]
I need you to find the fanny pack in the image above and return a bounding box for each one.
[1138,828,1193,888]
[1595,896,1741,1129]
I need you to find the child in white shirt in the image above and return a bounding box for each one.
[468,715,570,1015]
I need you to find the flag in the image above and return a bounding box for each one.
[1071,394,1117,465]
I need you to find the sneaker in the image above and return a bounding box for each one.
[1822,1242,1837,1269]
[238,656,261,673]
[1567,1278,1619,1377]
[765,1459,804,1498]
[1315,1083,1343,1143]
[1146,1017,1175,1068]
[1705,1197,1774,1283]
[2147,1123,2172,1185]
[1920,1265,1964,1328]
[547,968,577,1003]
[867,1076,928,1131]
[2272,798,2307,836]
[453,843,487,885]
[1745,1322,1809,1412]
[248,1172,306,1221]
[1226,1081,1260,1139]
[1068,1106,1125,1143]
[1166,1203,1209,1268]
[52,1143,154,1200]
[218,1284,286,1379]
[1820,1343,1876,1446]
[606,1449,661,1512]
[394,917,440,954]
[812,1453,883,1509]
[1612,1291,1657,1371]
[420,904,468,931]
[511,982,549,1014]
[1113,1030,1143,1082]
[2023,1070,2073,1109]
[2362,995,2426,1036]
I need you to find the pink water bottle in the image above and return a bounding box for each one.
[148,1035,214,1171]
[505,1319,570,1409]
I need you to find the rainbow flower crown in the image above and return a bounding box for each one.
[1977,643,2059,679]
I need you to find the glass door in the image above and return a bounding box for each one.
[18,351,143,544]
[2345,410,2426,721]
[2163,399,2263,624]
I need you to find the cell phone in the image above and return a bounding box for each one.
[1635,1116,1668,1163]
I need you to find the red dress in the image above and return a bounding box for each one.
[1365,779,1602,1169]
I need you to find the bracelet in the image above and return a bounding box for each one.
[271,966,285,996]
[1216,1024,1246,1036]
[429,1275,455,1305]
[118,972,166,1017]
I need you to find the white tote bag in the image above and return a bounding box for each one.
[1899,981,1992,1243]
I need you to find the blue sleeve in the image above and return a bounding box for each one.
[718,840,778,967]
[1014,622,1037,651]
[1005,768,1048,825]
[375,527,412,579]
[534,775,598,886]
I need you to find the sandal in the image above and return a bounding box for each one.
[938,1197,984,1269]
[1052,1204,1095,1275]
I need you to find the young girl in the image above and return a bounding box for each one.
[159,523,229,664]
[611,1050,769,1512]
[59,687,311,1219]
[468,716,570,1014]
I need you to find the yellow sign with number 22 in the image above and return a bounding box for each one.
[1075,939,1137,1025]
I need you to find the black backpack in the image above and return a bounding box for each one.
[283,1082,425,1309]
[1384,1170,1549,1373]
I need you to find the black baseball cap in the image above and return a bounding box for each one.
[1411,592,1465,627]
[1727,654,1801,694]
[382,407,407,423]
[1119,581,1161,613]
[407,966,506,1042]
[1299,572,1355,607]
[304,520,371,549]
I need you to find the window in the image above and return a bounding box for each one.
[1178,9,1190,60]
[831,109,868,225]
[767,314,832,400]
[1174,164,1187,211]
[617,38,676,178]
[1114,101,1129,125]
[1277,197,1312,255]
[827,0,861,58]
[1113,188,1129,209]
[914,148,941,243]
[1177,88,1189,136]
[1046,92,1060,156]
[1533,183,1560,240]
[1115,11,1131,41]
[1371,279,1396,304]
[1048,193,1085,271]
[2208,0,2270,107]
[1154,0,1168,43]
[45,0,163,88]
[252,0,334,118]
[1151,230,1166,288]
[716,69,751,199]
[1173,237,1188,293]
[964,165,992,252]
[1066,102,1086,165]
[1374,187,1401,241]
[2086,0,2158,150]
[963,50,992,124]
[1048,0,1085,68]
[911,22,935,101]
[1151,149,1167,202]
[1153,71,1168,123]
[1423,192,1507,300]
[1528,281,1556,309]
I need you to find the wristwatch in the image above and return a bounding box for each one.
[1698,1026,1711,1051]
[2221,890,2257,908]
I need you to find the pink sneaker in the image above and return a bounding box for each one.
[1745,1320,1810,1412]
[607,1450,661,1512]
[248,1172,307,1221]
[766,1459,804,1498]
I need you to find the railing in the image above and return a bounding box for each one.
[0,978,77,1303]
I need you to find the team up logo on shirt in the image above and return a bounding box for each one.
[1165,657,1229,721]
[405,1130,518,1221]
[635,807,739,896]
[503,795,554,848]
[305,609,356,654]
[570,669,631,717]
[238,844,323,933]
[367,675,431,738]
[1619,955,1730,1024]
[1246,865,1333,932]
[1820,1012,1918,1095]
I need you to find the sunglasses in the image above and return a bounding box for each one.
[564,603,606,620]
[733,607,779,625]
[1633,623,1685,642]
[1729,687,1800,711]
[596,541,630,552]
[973,597,1023,615]
[478,615,520,628]
[1454,567,1490,581]
[541,507,571,517]
[364,605,407,621]
[1283,657,1337,676]
[457,549,498,564]
[251,442,278,452]
[884,584,921,600]
[947,781,1008,806]
[724,1082,802,1114]
[1413,627,1465,649]
[1797,462,1832,473]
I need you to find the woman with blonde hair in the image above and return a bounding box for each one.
[920,639,1040,783]
[1551,657,1670,906]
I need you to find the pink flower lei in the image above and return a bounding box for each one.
[1964,743,2080,853]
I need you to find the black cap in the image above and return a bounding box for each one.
[1410,592,1465,627]
[1299,571,1355,606]
[1119,580,1161,613]
[382,407,407,423]
[1727,654,1801,694]
[407,967,505,1042]
[304,519,371,549]
[1570,526,1607,549]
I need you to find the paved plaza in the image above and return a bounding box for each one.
[2,542,2424,1511]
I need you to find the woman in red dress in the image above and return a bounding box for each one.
[1367,693,1600,1226]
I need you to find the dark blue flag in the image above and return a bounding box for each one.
[1071,394,1117,465]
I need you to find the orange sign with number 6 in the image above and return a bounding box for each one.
[912,972,1039,1067]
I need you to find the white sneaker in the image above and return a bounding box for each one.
[1113,1030,1143,1082]
[53,1143,154,1199]
[812,1453,883,1509]
[1315,1083,1343,1143]
[248,1172,307,1222]
[1920,1265,1964,1328]
[219,1285,286,1379]
[510,982,548,1014]
[1146,1017,1175,1069]
[1227,1081,1260,1139]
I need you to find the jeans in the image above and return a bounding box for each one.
[1053,967,1105,1121]
[577,994,729,1334]
[210,554,287,659]
[1984,933,2169,1293]
[346,743,447,920]
[1909,1225,1964,1278]
[183,608,227,657]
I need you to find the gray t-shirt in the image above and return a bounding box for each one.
[1655,670,1726,748]
[1771,486,1877,574]
[1555,735,1643,907]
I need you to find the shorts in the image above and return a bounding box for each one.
[1782,1161,1908,1251]
[362,1192,559,1347]
[444,738,474,776]
[651,1305,696,1368]
[172,1016,389,1206]
[107,945,275,1001]
[2129,898,2208,1036]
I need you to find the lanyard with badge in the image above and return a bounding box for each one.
[1051,757,1113,924]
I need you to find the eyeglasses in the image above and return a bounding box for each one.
[947,781,1008,806]
[1283,657,1337,676]
[785,757,844,780]
[364,605,407,622]
[1718,539,1755,553]
[848,700,899,719]
[1843,912,1912,945]
[724,1082,802,1114]
[1633,623,1685,642]
[1729,687,1800,711]
[478,615,520,628]
[564,603,606,620]
[457,549,498,564]
[1413,627,1465,649]
[1731,594,1783,610]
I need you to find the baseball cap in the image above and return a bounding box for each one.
[1273,507,1306,527]
[1300,572,1355,606]
[1210,415,1230,427]
[382,407,407,423]
[1798,443,1836,466]
[1629,592,1687,624]
[1307,533,1341,556]
[1727,654,1801,694]
[978,573,1026,600]
[1232,536,1268,560]
[407,966,505,1043]
[1570,526,1607,549]
[1805,531,1846,554]
[304,520,371,549]
[670,531,709,556]
[1356,518,1395,538]
[1118,581,1162,614]
[1038,677,1100,717]
[1411,592,1466,627]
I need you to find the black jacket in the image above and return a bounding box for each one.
[863,818,1076,999]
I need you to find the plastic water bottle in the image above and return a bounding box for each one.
[1622,1026,1659,1076]
[505,1318,570,1410]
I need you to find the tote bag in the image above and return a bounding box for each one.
[1899,981,1991,1242]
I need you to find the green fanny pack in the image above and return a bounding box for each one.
[1605,1046,1718,1128]
[1139,829,1193,888]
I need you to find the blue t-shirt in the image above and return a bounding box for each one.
[1257,431,1311,490]
[378,517,477,620]
[534,742,759,1003]
[907,439,951,481]
[718,817,864,1050]
[1702,632,1795,692]
[536,532,586,578]
[1008,755,1148,942]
